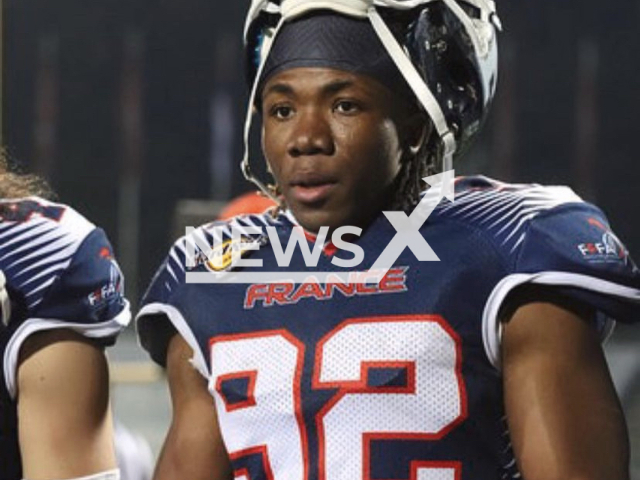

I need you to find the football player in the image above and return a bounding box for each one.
[0,156,130,480]
[137,1,640,479]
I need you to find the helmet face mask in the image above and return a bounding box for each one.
[241,0,500,196]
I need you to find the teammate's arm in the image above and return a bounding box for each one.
[502,290,629,480]
[154,333,232,480]
[17,329,117,480]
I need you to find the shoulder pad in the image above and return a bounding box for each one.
[435,175,583,253]
[0,197,95,313]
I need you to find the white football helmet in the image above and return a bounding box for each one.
[242,0,501,197]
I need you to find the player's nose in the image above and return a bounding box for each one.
[287,109,334,157]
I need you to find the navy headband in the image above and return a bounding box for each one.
[258,11,411,99]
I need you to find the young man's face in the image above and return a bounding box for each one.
[261,67,407,233]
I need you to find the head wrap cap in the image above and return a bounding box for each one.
[258,11,411,99]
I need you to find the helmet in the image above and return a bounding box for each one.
[241,0,501,197]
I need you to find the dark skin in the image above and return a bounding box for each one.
[155,67,629,480]
[261,67,425,234]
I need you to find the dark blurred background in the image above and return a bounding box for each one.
[3,0,640,298]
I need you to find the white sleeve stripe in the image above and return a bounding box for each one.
[14,243,77,277]
[14,248,73,274]
[509,233,526,254]
[471,196,521,223]
[3,302,131,398]
[136,303,209,380]
[0,225,55,251]
[438,190,480,212]
[18,263,69,290]
[168,248,185,273]
[255,215,269,226]
[500,213,537,244]
[436,183,588,252]
[166,263,178,282]
[25,278,57,303]
[229,222,251,236]
[26,298,44,310]
[3,227,70,259]
[495,209,533,237]
[477,199,521,226]
[482,272,640,371]
[0,217,49,235]
[0,224,58,259]
[9,236,75,269]
[241,217,260,230]
[173,239,187,257]
[443,192,489,215]
[485,200,525,229]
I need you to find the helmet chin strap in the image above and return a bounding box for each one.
[367,6,455,173]
[240,15,287,203]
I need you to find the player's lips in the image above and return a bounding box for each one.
[289,173,337,204]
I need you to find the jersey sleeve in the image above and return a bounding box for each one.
[32,227,130,328]
[482,202,640,368]
[136,230,210,379]
[1,206,130,398]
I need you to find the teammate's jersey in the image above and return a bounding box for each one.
[137,176,640,480]
[0,197,130,480]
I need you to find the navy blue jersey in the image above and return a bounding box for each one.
[0,197,130,480]
[137,176,640,480]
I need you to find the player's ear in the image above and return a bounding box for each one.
[403,111,431,156]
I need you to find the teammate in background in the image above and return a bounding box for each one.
[137,1,640,479]
[0,153,130,480]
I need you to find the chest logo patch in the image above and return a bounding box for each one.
[206,237,256,272]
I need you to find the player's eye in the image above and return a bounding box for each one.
[334,100,361,115]
[270,104,294,120]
